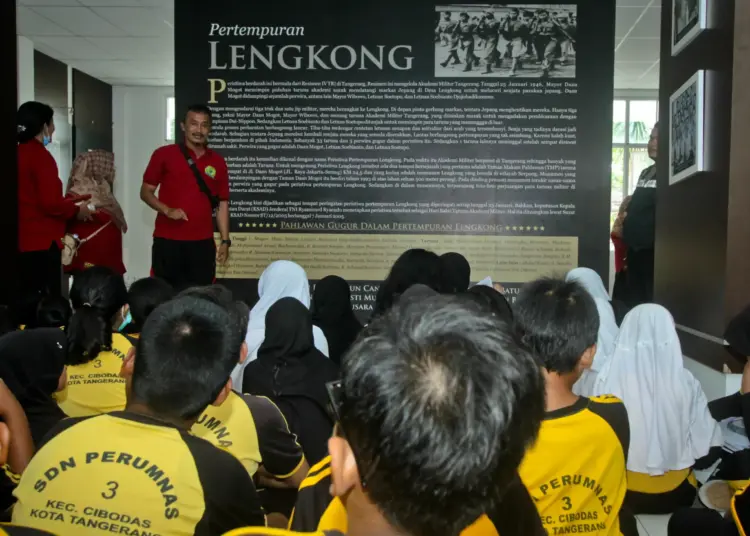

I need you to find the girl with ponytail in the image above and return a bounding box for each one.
[57,267,132,417]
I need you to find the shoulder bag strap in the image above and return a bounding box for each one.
[78,220,112,246]
[178,144,219,209]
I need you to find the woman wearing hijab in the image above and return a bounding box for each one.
[311,276,362,365]
[595,304,723,514]
[233,261,329,389]
[17,102,93,322]
[566,267,629,325]
[372,249,443,318]
[565,268,620,397]
[243,297,339,465]
[64,150,128,275]
[440,252,471,293]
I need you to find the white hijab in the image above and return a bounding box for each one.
[595,304,722,475]
[566,268,619,396]
[230,260,329,389]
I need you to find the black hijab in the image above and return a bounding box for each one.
[311,276,362,365]
[440,252,471,293]
[243,298,339,464]
[0,328,67,446]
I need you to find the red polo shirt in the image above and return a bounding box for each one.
[17,139,79,252]
[143,144,230,241]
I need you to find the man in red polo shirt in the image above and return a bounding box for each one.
[140,104,231,289]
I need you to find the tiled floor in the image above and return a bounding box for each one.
[635,514,670,536]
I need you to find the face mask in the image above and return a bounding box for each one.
[118,310,132,332]
[42,126,51,147]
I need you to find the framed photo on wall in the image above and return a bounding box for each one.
[672,0,710,55]
[669,70,706,185]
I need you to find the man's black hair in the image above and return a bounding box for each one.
[340,295,544,536]
[132,296,237,420]
[177,285,249,358]
[126,277,175,333]
[513,278,599,374]
[185,104,212,121]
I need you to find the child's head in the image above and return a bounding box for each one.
[514,278,599,377]
[33,296,72,329]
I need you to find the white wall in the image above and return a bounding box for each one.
[17,36,34,104]
[684,356,741,401]
[112,86,174,285]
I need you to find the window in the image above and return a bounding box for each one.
[166,97,176,141]
[611,98,658,227]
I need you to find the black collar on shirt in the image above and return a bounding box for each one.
[544,397,589,420]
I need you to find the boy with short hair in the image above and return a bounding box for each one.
[514,277,631,536]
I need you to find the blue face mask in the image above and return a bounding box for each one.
[42,135,52,147]
[118,311,132,332]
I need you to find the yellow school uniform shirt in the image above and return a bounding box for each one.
[192,392,305,479]
[224,529,337,536]
[519,396,629,536]
[12,411,265,535]
[626,468,697,494]
[56,333,133,417]
[288,457,522,536]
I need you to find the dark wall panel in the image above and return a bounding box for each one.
[72,69,112,155]
[655,1,739,370]
[34,51,72,179]
[1,1,17,307]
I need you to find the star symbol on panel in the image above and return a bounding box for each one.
[533,226,539,231]
[252,223,257,228]
[526,226,531,231]
[540,226,545,231]
[512,226,518,231]
[505,226,511,231]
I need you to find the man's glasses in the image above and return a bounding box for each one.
[325,380,379,489]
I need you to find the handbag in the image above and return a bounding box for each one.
[178,144,219,210]
[61,221,112,266]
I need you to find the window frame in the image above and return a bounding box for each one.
[166,95,176,142]
[612,96,658,196]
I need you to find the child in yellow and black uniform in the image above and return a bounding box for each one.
[12,296,265,535]
[593,305,722,516]
[514,278,636,536]
[288,456,544,536]
[181,286,309,523]
[225,293,547,536]
[56,274,174,417]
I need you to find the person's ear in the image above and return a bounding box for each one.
[57,367,68,393]
[579,344,596,371]
[119,347,136,380]
[0,422,10,467]
[211,380,232,407]
[239,342,248,365]
[180,121,186,133]
[328,436,360,499]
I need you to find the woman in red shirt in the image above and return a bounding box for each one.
[64,150,127,275]
[17,102,92,320]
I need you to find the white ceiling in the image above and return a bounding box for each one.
[17,0,661,90]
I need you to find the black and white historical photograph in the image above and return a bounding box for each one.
[672,0,707,55]
[669,71,705,185]
[434,4,577,78]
